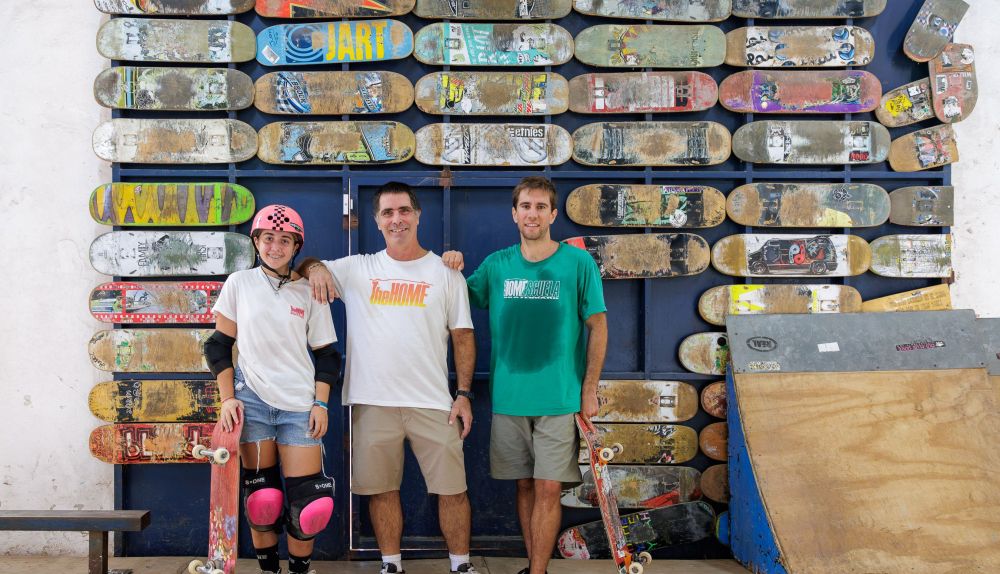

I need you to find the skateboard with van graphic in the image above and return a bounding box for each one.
[89,379,220,423]
[565,184,726,229]
[256,20,413,66]
[573,0,730,21]
[594,380,698,423]
[414,72,568,116]
[558,503,715,560]
[711,234,871,277]
[255,0,415,17]
[414,0,571,19]
[89,231,255,277]
[563,234,710,279]
[698,284,862,327]
[574,25,726,68]
[929,43,977,123]
[731,0,886,18]
[889,186,954,226]
[869,234,953,278]
[679,333,729,376]
[89,281,222,324]
[732,121,889,165]
[94,67,253,112]
[860,284,952,313]
[92,119,258,164]
[725,26,874,68]
[189,417,243,574]
[89,329,213,373]
[888,124,958,172]
[569,72,718,114]
[562,465,702,510]
[903,0,969,63]
[89,422,214,464]
[726,182,889,227]
[415,123,571,166]
[90,183,254,227]
[97,18,255,63]
[95,0,254,14]
[414,23,574,66]
[258,121,415,165]
[573,122,731,167]
[719,70,880,114]
[254,71,413,115]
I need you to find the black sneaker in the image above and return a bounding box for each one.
[380,563,404,574]
[515,569,546,574]
[451,563,480,574]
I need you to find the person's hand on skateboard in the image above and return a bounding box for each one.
[220,397,243,433]
[580,388,599,423]
[441,250,465,271]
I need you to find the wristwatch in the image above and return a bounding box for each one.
[455,389,474,400]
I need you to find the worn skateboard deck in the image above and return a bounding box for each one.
[700,381,726,419]
[198,417,242,574]
[679,333,729,376]
[711,234,871,277]
[888,124,958,172]
[92,119,257,164]
[575,25,725,68]
[700,464,728,504]
[414,23,573,66]
[255,71,413,115]
[573,0,730,21]
[562,466,703,510]
[889,186,954,226]
[699,422,727,462]
[89,379,220,423]
[256,20,413,66]
[89,329,213,373]
[94,67,253,112]
[732,0,885,18]
[860,284,952,313]
[414,72,568,116]
[869,234,953,278]
[95,0,254,14]
[558,502,715,559]
[563,234,710,280]
[579,424,699,465]
[97,18,255,63]
[90,183,254,227]
[415,0,571,18]
[726,26,874,68]
[698,284,863,327]
[255,0,415,17]
[415,123,571,166]
[726,183,889,227]
[720,70,880,114]
[89,231,254,277]
[89,281,222,324]
[929,44,977,123]
[569,72,717,114]
[572,122,731,167]
[594,380,698,423]
[258,121,414,165]
[876,79,934,128]
[732,121,889,165]
[903,0,969,63]
[565,184,726,229]
[89,423,213,464]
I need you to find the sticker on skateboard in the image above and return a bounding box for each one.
[573,0,730,21]
[89,281,222,324]
[888,124,958,172]
[258,121,415,165]
[255,0,415,17]
[719,70,880,114]
[89,423,214,464]
[700,381,726,419]
[679,333,729,376]
[95,0,254,14]
[876,79,935,128]
[929,44,977,123]
[869,234,953,278]
[565,184,726,229]
[415,123,571,166]
[561,465,703,510]
[572,122,731,167]
[698,284,863,327]
[574,25,726,68]
[731,0,886,18]
[189,417,243,574]
[90,183,254,227]
[89,329,213,373]
[558,502,715,559]
[726,183,889,227]
[414,23,574,66]
[563,234,710,279]
[594,380,698,423]
[725,26,874,67]
[699,422,727,462]
[711,234,871,277]
[903,0,969,63]
[89,231,255,277]
[579,423,699,465]
[569,72,718,114]
[860,284,952,313]
[889,186,954,226]
[414,72,568,116]
[256,20,413,66]
[94,67,253,112]
[700,464,728,504]
[89,379,220,423]
[732,121,889,165]
[92,119,258,164]
[414,0,571,19]
[97,18,255,63]
[254,71,413,115]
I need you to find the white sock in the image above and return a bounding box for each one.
[381,554,402,571]
[449,554,471,571]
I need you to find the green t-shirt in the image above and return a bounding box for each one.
[467,243,606,416]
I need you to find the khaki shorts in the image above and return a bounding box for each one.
[490,413,582,488]
[351,405,467,496]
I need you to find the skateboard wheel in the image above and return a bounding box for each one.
[611,442,624,453]
[638,551,652,565]
[628,562,644,574]
[211,570,224,574]
[187,559,204,574]
[599,447,615,462]
[212,448,230,465]
[191,445,208,460]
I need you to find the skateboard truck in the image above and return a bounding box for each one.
[188,558,224,574]
[599,442,623,463]
[192,444,230,465]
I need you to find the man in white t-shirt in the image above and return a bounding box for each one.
[298,182,477,574]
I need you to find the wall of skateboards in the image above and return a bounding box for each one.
[87,0,970,562]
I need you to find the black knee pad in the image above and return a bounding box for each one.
[284,473,335,541]
[241,465,284,533]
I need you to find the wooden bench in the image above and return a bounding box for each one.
[0,510,151,574]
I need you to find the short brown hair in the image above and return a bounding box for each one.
[512,176,558,209]
[373,181,421,216]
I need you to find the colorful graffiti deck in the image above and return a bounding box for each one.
[414,0,571,19]
[579,424,698,465]
[92,119,258,164]
[719,70,880,114]
[97,18,255,63]
[889,186,954,226]
[860,284,952,313]
[254,71,413,115]
[89,231,254,277]
[414,23,574,66]
[726,183,890,227]
[89,379,220,423]
[876,79,934,128]
[558,503,715,559]
[414,72,568,116]
[698,284,863,327]
[256,20,413,66]
[903,0,969,63]
[258,121,414,165]
[189,417,242,574]
[565,184,726,229]
[594,380,698,423]
[89,329,213,373]
[574,25,725,68]
[89,281,222,324]
[415,123,571,166]
[725,26,874,68]
[569,72,718,114]
[679,332,729,376]
[563,234,711,280]
[700,464,728,504]
[929,44,978,124]
[888,124,958,172]
[95,0,254,14]
[90,183,254,227]
[732,121,890,165]
[89,423,213,464]
[731,0,886,18]
[699,422,728,462]
[711,234,871,277]
[700,382,726,419]
[572,122,731,167]
[562,466,702,510]
[94,67,253,112]
[255,0,415,17]
[573,0,730,21]
[869,234,953,278]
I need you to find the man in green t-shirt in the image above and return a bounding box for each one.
[466,176,608,574]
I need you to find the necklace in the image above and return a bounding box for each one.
[259,267,291,295]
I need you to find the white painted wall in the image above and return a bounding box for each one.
[0,2,996,557]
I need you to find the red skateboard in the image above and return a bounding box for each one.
[189,417,243,574]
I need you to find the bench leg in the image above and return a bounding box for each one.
[88,530,108,574]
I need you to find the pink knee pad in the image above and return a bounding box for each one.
[246,488,283,528]
[297,497,334,536]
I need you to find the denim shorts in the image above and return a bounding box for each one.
[234,368,322,448]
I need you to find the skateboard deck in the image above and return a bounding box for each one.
[929,44,977,123]
[876,79,935,128]
[573,0,730,21]
[414,23,574,66]
[725,26,874,68]
[869,234,953,278]
[255,0,415,17]
[256,20,413,66]
[903,0,969,63]
[558,502,716,559]
[415,0,571,19]
[562,465,702,510]
[579,423,699,465]
[89,379,220,423]
[572,122,731,167]
[415,123,571,166]
[414,72,568,116]
[700,381,726,419]
[95,0,254,14]
[679,333,729,376]
[258,121,415,165]
[731,0,886,18]
[97,18,255,63]
[719,70,880,114]
[92,119,258,164]
[89,423,214,464]
[698,284,863,327]
[89,281,222,324]
[563,234,710,280]
[565,184,726,229]
[726,182,889,227]
[860,284,952,313]
[90,231,254,277]
[191,418,243,574]
[90,183,254,227]
[889,186,954,226]
[594,380,698,423]
[888,124,958,172]
[94,67,253,112]
[699,422,727,462]
[700,464,728,504]
[711,234,871,277]
[575,25,725,68]
[732,120,889,165]
[569,72,718,114]
[89,329,213,373]
[254,71,413,115]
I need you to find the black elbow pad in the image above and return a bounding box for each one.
[313,345,342,385]
[204,331,236,377]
